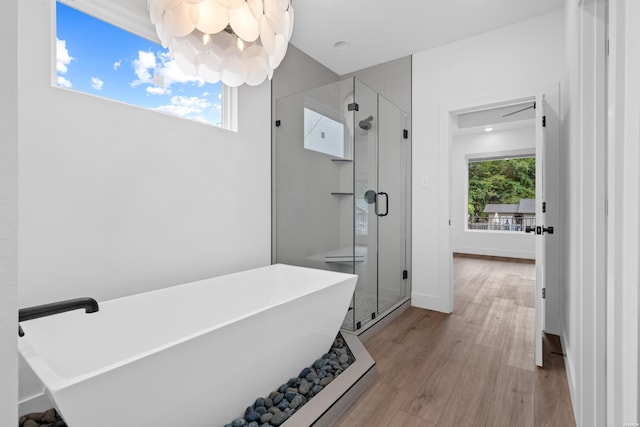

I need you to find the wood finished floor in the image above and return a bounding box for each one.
[334,255,576,427]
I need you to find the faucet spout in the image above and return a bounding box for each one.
[19,297,99,337]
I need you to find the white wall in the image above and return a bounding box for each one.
[560,0,580,420]
[562,0,611,425]
[451,125,536,259]
[18,0,271,407]
[19,0,272,306]
[606,0,640,426]
[0,0,19,425]
[342,56,412,115]
[412,11,564,312]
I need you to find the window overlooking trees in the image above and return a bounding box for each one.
[467,156,536,232]
[55,1,225,127]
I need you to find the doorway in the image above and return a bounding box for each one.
[442,87,561,368]
[451,100,537,260]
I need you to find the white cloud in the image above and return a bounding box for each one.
[155,105,196,117]
[56,76,72,88]
[131,50,204,90]
[170,95,211,109]
[131,50,157,86]
[155,95,211,118]
[91,77,104,90]
[113,60,122,71]
[56,38,73,74]
[156,57,204,87]
[146,86,171,95]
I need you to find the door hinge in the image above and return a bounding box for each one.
[402,270,408,280]
[449,219,451,226]
[542,116,546,127]
[275,120,281,127]
[403,129,409,139]
[606,39,610,56]
[542,202,546,213]
[347,103,359,111]
[542,288,546,299]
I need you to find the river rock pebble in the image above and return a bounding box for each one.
[232,418,247,427]
[245,410,261,423]
[299,367,311,377]
[273,392,284,405]
[320,376,334,386]
[289,394,305,410]
[270,411,289,426]
[260,412,274,424]
[298,378,311,395]
[18,409,66,427]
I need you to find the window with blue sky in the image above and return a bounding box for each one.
[55,2,223,127]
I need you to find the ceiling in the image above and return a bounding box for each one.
[452,100,536,135]
[289,0,564,75]
[457,102,535,128]
[69,0,564,76]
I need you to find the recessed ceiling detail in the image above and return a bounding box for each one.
[333,41,350,51]
[455,101,536,130]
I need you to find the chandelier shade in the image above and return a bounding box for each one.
[148,0,294,87]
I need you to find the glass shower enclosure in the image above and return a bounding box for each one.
[274,77,410,332]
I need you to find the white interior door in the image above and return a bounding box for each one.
[534,93,547,367]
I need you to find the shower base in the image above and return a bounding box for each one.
[341,292,395,331]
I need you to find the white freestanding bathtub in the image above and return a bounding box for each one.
[18,264,357,427]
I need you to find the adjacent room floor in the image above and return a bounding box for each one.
[334,254,576,426]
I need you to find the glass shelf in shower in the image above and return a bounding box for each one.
[324,255,365,263]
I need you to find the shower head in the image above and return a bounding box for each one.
[359,116,374,130]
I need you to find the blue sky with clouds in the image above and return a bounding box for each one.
[55,2,223,126]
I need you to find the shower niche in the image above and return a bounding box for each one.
[274,77,410,332]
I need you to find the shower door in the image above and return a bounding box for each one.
[350,80,408,330]
[376,95,409,314]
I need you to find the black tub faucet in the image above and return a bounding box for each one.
[19,297,99,337]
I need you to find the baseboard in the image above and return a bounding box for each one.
[452,251,535,263]
[411,292,451,313]
[452,247,535,261]
[560,323,578,424]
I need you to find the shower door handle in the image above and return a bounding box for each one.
[377,192,389,217]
